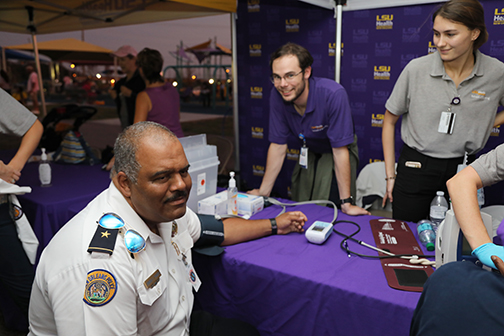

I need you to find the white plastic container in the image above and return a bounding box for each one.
[180,134,220,212]
[227,171,238,215]
[39,148,52,187]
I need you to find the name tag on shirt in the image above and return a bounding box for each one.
[299,146,308,169]
[438,112,456,134]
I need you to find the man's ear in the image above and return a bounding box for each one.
[115,171,132,198]
[304,66,312,80]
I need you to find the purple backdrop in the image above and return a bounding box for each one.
[237,0,504,204]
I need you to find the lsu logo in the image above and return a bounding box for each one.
[374,66,391,80]
[376,14,393,29]
[471,90,489,100]
[376,14,393,21]
[248,0,260,12]
[83,269,117,307]
[286,148,299,161]
[253,165,265,176]
[428,41,437,54]
[249,44,261,57]
[251,127,264,139]
[494,8,504,25]
[490,40,504,56]
[328,42,335,56]
[371,114,384,127]
[369,159,384,164]
[286,18,300,32]
[250,86,263,99]
[491,125,501,137]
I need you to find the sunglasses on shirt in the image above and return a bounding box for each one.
[98,212,146,254]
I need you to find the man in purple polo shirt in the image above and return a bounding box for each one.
[249,43,369,216]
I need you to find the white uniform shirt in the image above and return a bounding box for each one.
[29,182,201,336]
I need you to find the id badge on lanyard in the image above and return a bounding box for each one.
[299,133,308,169]
[438,97,460,135]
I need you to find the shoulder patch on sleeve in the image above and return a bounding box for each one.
[83,269,117,306]
[87,226,119,255]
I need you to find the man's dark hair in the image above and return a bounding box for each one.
[433,0,488,50]
[269,42,314,73]
[136,48,164,83]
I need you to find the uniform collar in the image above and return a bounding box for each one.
[105,182,163,244]
[430,49,483,79]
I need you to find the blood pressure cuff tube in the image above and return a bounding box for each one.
[193,214,225,256]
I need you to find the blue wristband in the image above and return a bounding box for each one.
[471,243,504,270]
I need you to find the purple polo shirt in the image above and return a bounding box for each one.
[269,77,354,154]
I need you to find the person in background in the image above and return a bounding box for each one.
[382,0,504,223]
[410,143,504,335]
[135,48,184,138]
[0,88,43,332]
[248,42,368,216]
[109,45,145,130]
[25,65,39,114]
[29,121,307,335]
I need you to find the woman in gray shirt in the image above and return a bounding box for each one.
[382,0,504,222]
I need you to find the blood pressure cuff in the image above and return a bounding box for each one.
[193,214,225,256]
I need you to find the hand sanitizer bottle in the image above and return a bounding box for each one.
[227,171,238,215]
[39,148,52,187]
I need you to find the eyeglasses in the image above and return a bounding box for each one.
[98,212,146,254]
[270,70,303,84]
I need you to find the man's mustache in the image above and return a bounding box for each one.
[164,190,188,203]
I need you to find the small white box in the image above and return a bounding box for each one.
[198,191,228,216]
[237,193,264,217]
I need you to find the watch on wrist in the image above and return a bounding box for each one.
[270,218,278,235]
[340,196,354,205]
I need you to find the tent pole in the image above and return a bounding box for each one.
[26,6,47,117]
[334,0,346,83]
[231,12,240,178]
[31,32,47,117]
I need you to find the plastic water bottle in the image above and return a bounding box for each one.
[38,148,52,187]
[429,191,448,231]
[227,171,238,215]
[417,220,436,252]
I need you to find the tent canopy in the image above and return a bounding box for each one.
[0,0,236,35]
[299,0,444,11]
[5,38,113,64]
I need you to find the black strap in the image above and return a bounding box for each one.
[270,218,277,235]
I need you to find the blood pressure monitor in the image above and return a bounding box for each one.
[305,221,333,244]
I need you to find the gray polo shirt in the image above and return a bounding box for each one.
[386,50,504,158]
[0,88,37,136]
[472,144,504,187]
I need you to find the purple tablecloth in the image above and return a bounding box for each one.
[12,159,110,260]
[193,202,434,336]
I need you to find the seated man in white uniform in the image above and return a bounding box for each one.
[28,121,307,336]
